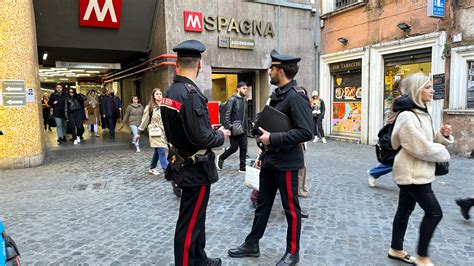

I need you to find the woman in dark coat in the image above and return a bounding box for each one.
[41,92,52,131]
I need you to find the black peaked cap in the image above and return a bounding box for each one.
[270,49,301,66]
[173,40,206,58]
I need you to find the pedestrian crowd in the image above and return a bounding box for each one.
[39,39,472,266]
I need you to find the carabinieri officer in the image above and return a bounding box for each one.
[160,40,230,266]
[228,50,314,265]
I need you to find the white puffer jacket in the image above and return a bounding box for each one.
[391,109,454,185]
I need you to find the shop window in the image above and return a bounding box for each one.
[467,61,474,109]
[383,62,432,124]
[330,60,362,137]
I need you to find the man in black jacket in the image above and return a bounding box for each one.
[216,81,248,172]
[228,50,314,265]
[100,90,122,139]
[48,83,67,144]
[160,40,230,266]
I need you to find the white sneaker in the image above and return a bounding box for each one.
[73,139,79,145]
[368,170,376,188]
[76,137,81,143]
[321,137,327,144]
[312,137,319,143]
[136,147,141,153]
[149,168,160,176]
[96,133,100,137]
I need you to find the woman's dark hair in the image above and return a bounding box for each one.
[131,95,140,103]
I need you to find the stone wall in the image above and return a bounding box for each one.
[444,112,474,157]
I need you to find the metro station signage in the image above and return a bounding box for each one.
[183,11,275,38]
[79,0,122,29]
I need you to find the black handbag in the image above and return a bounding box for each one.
[48,116,57,128]
[231,120,244,136]
[435,161,449,176]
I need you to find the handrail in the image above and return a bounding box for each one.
[103,61,176,83]
[104,54,177,79]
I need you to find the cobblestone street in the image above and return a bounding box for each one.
[1,140,473,265]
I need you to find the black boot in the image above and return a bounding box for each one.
[228,242,260,258]
[206,257,221,266]
[276,252,299,266]
[456,198,473,220]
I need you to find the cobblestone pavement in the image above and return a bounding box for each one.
[1,140,473,265]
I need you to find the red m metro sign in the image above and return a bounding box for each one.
[184,11,203,32]
[79,0,122,29]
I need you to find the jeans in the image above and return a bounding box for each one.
[107,116,117,137]
[54,117,67,139]
[391,183,443,257]
[130,125,139,148]
[219,134,248,170]
[368,163,392,179]
[68,111,84,140]
[150,147,168,171]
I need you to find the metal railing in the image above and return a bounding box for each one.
[335,0,362,10]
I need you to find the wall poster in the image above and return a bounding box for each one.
[330,66,362,137]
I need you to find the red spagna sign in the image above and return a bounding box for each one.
[79,0,122,29]
[184,11,203,32]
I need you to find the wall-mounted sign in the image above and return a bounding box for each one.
[218,36,230,48]
[427,0,444,18]
[79,0,122,29]
[0,80,26,107]
[183,11,274,38]
[230,37,255,50]
[433,73,445,100]
[329,60,362,73]
[56,61,121,69]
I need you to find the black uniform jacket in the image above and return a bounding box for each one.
[260,80,314,171]
[161,75,225,187]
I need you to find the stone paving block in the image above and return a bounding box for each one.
[0,140,473,265]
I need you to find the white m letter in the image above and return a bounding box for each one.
[83,0,117,22]
[186,14,201,29]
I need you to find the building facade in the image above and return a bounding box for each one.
[319,0,456,151]
[135,0,319,121]
[445,1,474,157]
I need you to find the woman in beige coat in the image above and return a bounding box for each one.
[388,74,454,266]
[85,89,101,137]
[120,96,144,152]
[138,88,168,176]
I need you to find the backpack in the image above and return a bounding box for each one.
[375,110,415,165]
[1,222,21,266]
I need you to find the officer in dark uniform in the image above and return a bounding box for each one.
[160,40,231,266]
[228,50,314,265]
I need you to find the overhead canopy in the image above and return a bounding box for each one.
[33,0,159,67]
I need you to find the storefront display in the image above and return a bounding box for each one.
[330,60,362,137]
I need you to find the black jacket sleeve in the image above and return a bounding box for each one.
[181,93,225,149]
[320,99,326,118]
[224,97,234,128]
[269,93,314,148]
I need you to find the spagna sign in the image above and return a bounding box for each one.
[184,11,275,38]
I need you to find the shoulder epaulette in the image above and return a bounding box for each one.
[292,85,306,95]
[184,83,197,93]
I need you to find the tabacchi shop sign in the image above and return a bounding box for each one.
[79,0,122,29]
[183,11,275,38]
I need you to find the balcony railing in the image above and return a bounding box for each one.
[335,0,360,9]
[321,0,367,15]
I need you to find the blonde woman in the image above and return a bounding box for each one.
[138,88,168,175]
[388,73,453,266]
[311,91,326,143]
